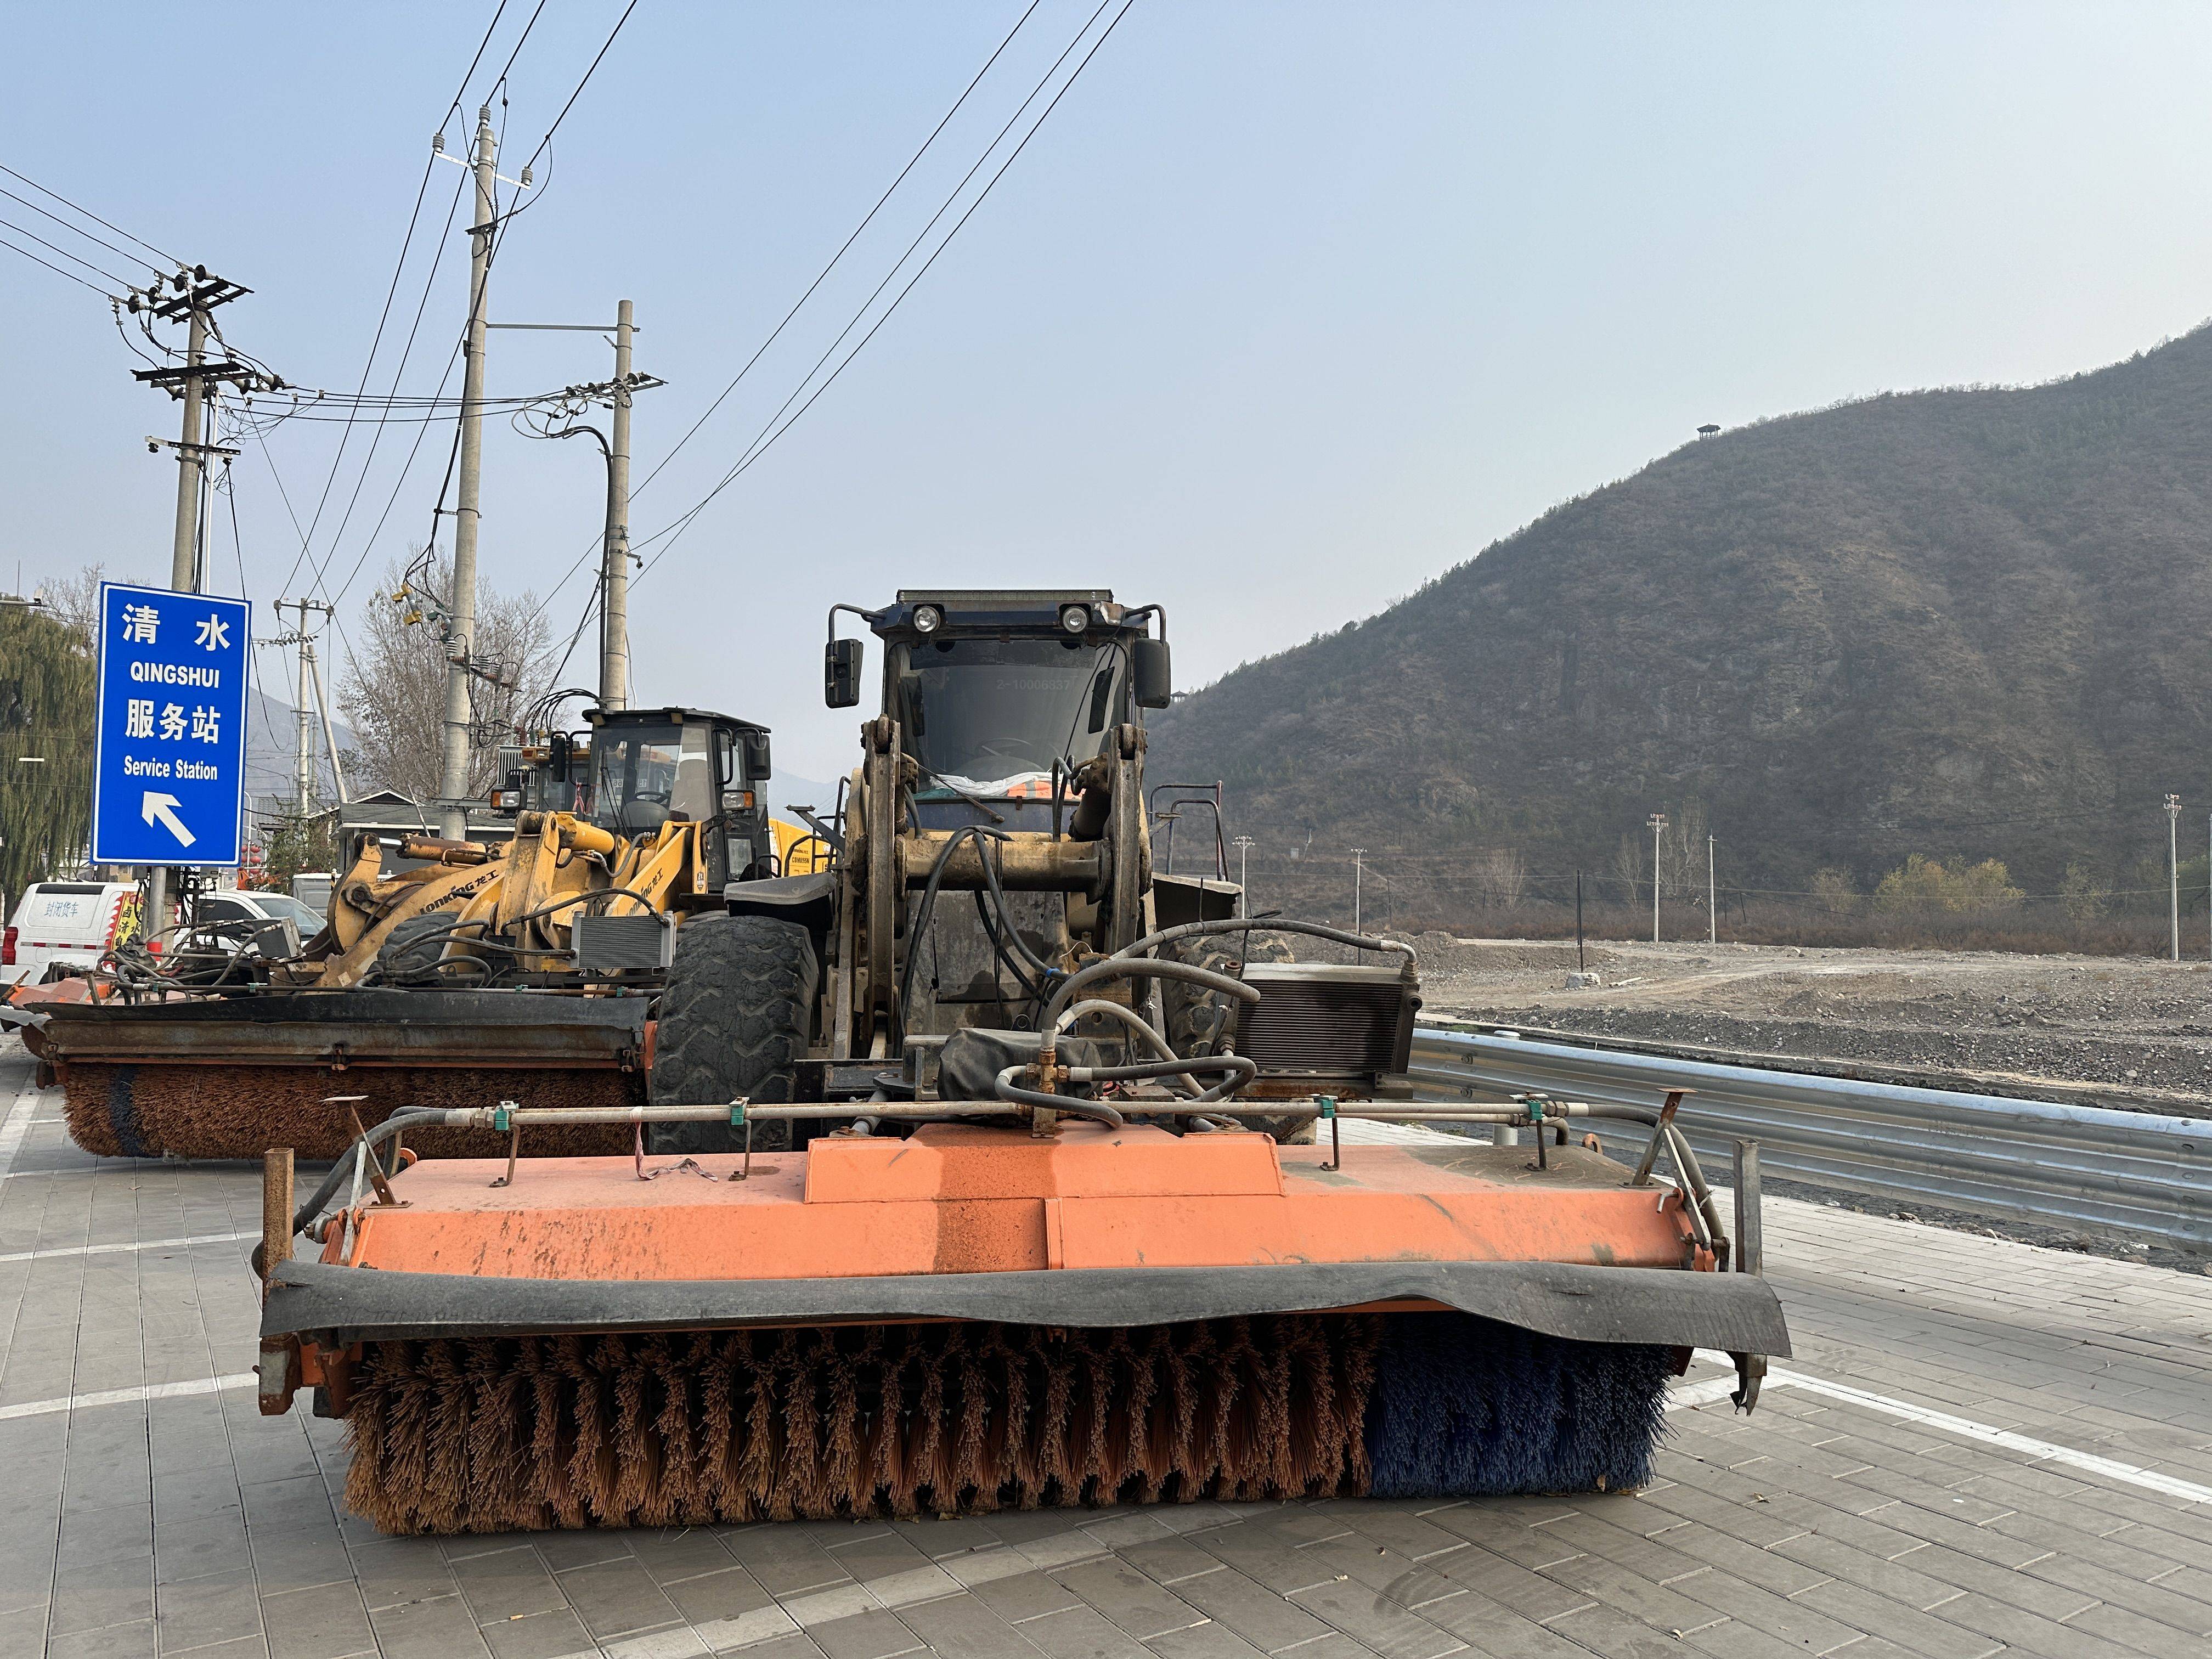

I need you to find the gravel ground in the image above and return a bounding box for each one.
[1391,932,2212,1113]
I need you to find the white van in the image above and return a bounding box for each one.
[2,882,140,987]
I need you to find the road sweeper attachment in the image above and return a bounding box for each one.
[38,706,772,1160]
[255,590,1787,1531]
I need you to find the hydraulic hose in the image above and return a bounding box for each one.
[1053,998,1179,1060]
[1113,917,1415,966]
[1041,955,1259,1029]
[290,1109,448,1237]
[898,825,1005,1025]
[992,1065,1126,1128]
[1064,1052,1259,1103]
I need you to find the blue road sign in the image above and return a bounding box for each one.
[91,582,253,867]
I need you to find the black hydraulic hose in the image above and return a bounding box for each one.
[290,1109,449,1236]
[1064,1054,1259,1086]
[1042,955,1259,1028]
[971,890,1046,1005]
[897,823,998,1026]
[1113,917,1413,965]
[991,1065,1126,1128]
[975,836,1059,984]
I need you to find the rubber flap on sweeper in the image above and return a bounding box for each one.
[261,1256,1791,1357]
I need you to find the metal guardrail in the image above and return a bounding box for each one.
[1409,1025,2209,1252]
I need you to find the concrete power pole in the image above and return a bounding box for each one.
[168,305,208,591]
[129,267,255,929]
[1708,834,1717,946]
[1647,812,1668,945]
[272,600,338,818]
[436,107,499,838]
[2167,794,2182,962]
[601,299,634,710]
[1232,834,1254,917]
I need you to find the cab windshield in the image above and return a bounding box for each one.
[591,723,717,833]
[894,637,1123,793]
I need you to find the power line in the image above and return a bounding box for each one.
[269,0,519,609]
[0,229,120,297]
[521,0,1058,646]
[0,215,137,290]
[634,0,1137,586]
[516,0,637,178]
[0,160,180,266]
[0,184,164,276]
[629,0,1043,506]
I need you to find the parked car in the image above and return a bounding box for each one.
[191,889,325,960]
[2,882,140,987]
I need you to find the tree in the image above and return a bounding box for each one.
[0,601,97,902]
[336,553,554,802]
[1469,847,1527,909]
[1809,867,1859,914]
[1873,854,2024,915]
[256,814,341,890]
[2058,861,2105,922]
[1656,801,1710,907]
[1609,831,1646,904]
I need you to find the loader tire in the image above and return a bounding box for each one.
[375,913,461,986]
[648,913,816,1155]
[1160,936,1315,1144]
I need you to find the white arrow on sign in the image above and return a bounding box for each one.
[141,792,196,848]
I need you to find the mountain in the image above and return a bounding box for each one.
[1147,325,2212,915]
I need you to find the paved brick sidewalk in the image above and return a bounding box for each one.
[2,1045,2208,1658]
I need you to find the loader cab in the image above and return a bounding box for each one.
[825,591,1171,800]
[579,707,774,886]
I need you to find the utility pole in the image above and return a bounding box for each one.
[1708,834,1717,946]
[1232,834,1254,916]
[602,299,634,709]
[127,266,257,930]
[2167,794,2182,962]
[169,307,207,590]
[1647,812,1667,944]
[436,107,499,838]
[270,600,338,817]
[1351,848,1367,936]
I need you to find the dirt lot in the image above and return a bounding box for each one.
[1385,933,2212,1117]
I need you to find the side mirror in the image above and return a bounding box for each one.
[825,637,863,708]
[1133,637,1172,708]
[742,730,771,783]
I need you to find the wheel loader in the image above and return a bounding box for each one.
[257,590,1788,1533]
[38,705,775,1161]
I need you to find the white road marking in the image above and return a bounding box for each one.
[1669,1366,2212,1506]
[0,1073,39,1178]
[1667,1373,1746,1409]
[0,1229,256,1264]
[0,1372,258,1422]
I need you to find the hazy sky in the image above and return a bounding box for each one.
[9,2,2212,792]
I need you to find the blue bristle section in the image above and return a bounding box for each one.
[1362,1314,1674,1498]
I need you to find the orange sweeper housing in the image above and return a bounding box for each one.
[253,591,1787,1532]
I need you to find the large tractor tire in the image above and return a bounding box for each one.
[1160,936,1314,1144]
[375,913,463,985]
[648,913,817,1155]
